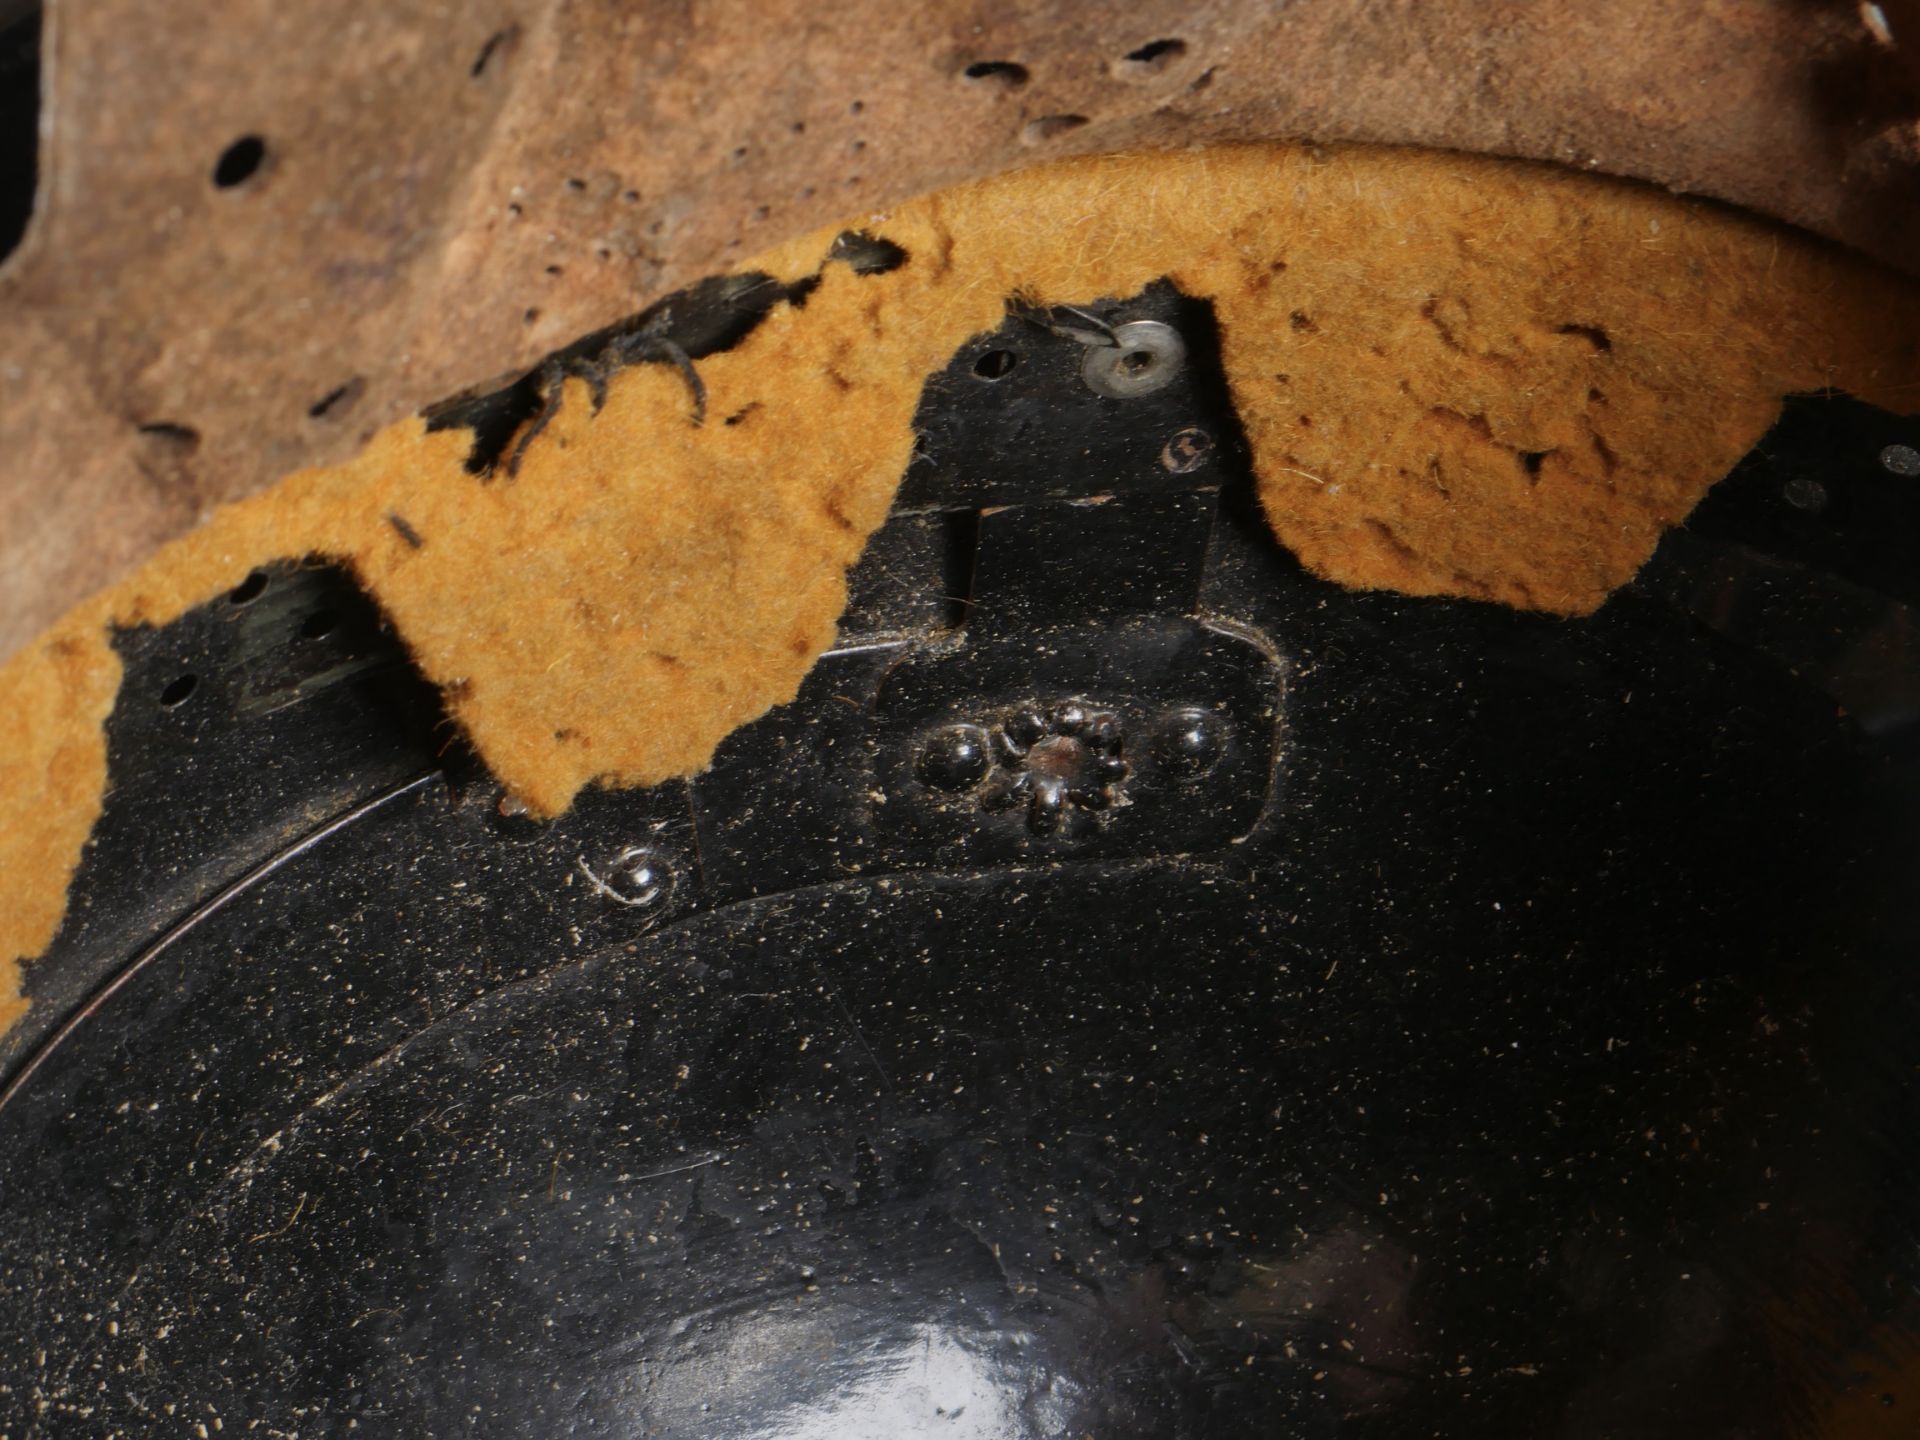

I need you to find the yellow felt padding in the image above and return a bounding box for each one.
[1,142,1916,1035]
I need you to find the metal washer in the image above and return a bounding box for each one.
[1082,319,1187,399]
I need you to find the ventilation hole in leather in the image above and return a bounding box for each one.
[228,571,269,605]
[973,349,1019,380]
[0,4,39,262]
[1023,115,1089,144]
[963,60,1029,88]
[213,135,267,189]
[308,379,364,420]
[1120,38,1187,73]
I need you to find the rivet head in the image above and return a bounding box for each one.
[1047,700,1089,734]
[1028,777,1068,834]
[1153,706,1225,778]
[1781,476,1829,513]
[1003,709,1047,748]
[1161,427,1215,474]
[917,723,994,792]
[1881,443,1920,477]
[586,845,678,908]
[1081,319,1186,399]
[1084,712,1122,751]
